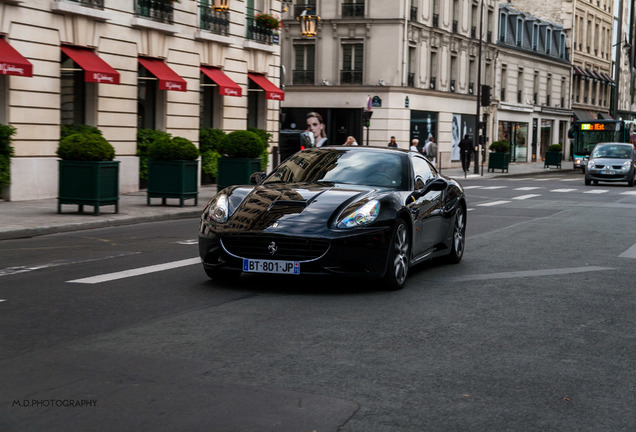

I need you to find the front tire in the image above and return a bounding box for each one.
[382,220,411,290]
[445,206,466,264]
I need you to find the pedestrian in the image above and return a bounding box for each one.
[343,136,358,146]
[306,111,328,147]
[388,136,397,148]
[410,139,419,152]
[459,134,473,173]
[424,136,437,163]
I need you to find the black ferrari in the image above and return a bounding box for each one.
[199,146,466,290]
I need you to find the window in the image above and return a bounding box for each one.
[532,23,539,50]
[430,51,437,89]
[342,0,364,18]
[517,68,523,103]
[546,74,552,106]
[559,33,566,59]
[293,43,315,84]
[137,63,164,130]
[499,12,507,42]
[199,0,230,35]
[501,65,507,102]
[247,79,264,128]
[450,55,457,92]
[200,73,220,129]
[516,18,523,46]
[341,42,363,84]
[412,156,435,189]
[533,71,539,104]
[546,28,552,55]
[61,52,96,126]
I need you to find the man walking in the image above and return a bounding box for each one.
[459,134,473,174]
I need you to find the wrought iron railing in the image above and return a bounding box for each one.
[293,70,315,84]
[246,16,279,45]
[136,0,174,24]
[341,70,362,84]
[67,0,104,8]
[200,5,229,35]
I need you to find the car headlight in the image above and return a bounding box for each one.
[337,200,380,228]
[623,161,631,169]
[587,160,595,169]
[206,194,229,223]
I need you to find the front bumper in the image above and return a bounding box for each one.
[198,228,393,279]
[585,169,633,183]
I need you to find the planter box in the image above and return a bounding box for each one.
[147,159,198,206]
[544,151,562,169]
[217,157,262,191]
[58,160,120,215]
[487,152,510,173]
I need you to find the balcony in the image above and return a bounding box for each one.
[66,0,104,8]
[293,69,315,85]
[341,69,362,84]
[246,16,279,45]
[136,0,174,24]
[342,3,364,18]
[200,6,229,36]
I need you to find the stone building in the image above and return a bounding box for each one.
[0,0,283,201]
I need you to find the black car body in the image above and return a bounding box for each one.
[199,146,467,289]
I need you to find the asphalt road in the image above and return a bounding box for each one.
[1,172,636,431]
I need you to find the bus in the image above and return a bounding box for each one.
[568,119,629,170]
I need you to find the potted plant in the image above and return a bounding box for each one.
[0,123,16,199]
[137,128,172,188]
[216,130,267,191]
[146,135,200,206]
[57,129,119,215]
[487,140,510,173]
[254,13,281,30]
[544,143,563,169]
[199,127,225,185]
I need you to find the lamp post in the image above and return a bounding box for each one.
[297,8,321,37]
[612,0,625,119]
[474,0,484,175]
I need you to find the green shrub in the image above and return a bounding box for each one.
[137,129,172,180]
[218,130,266,158]
[61,124,102,140]
[147,136,199,160]
[201,149,220,178]
[56,132,115,161]
[0,124,16,157]
[199,128,226,153]
[0,155,10,190]
[489,140,510,153]
[547,144,562,152]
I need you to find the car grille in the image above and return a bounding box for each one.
[221,235,330,261]
[594,164,625,170]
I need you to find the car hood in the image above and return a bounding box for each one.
[590,157,631,166]
[227,183,380,233]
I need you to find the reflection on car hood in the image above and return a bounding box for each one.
[228,183,375,232]
[590,157,630,165]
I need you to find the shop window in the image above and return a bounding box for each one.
[60,52,97,126]
[137,63,165,130]
[200,73,221,129]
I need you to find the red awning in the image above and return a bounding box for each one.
[200,66,242,97]
[138,57,187,91]
[61,46,119,84]
[0,38,33,77]
[248,73,284,100]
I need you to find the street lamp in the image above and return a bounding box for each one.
[297,8,321,37]
[211,0,229,12]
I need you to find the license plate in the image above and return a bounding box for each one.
[243,259,300,274]
[600,170,615,175]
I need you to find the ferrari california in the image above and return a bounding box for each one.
[199,146,467,290]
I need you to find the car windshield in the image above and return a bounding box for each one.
[591,144,632,159]
[264,148,409,189]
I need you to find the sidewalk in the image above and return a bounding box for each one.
[0,162,575,241]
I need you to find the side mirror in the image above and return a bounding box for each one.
[250,172,267,185]
[426,177,448,191]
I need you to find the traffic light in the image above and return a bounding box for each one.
[480,85,491,106]
[362,110,373,127]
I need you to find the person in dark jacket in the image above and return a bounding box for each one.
[459,134,473,173]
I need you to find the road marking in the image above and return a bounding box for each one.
[560,178,580,182]
[514,186,542,191]
[620,191,636,196]
[584,189,609,194]
[476,200,511,207]
[0,252,140,278]
[481,186,507,190]
[0,299,6,303]
[176,239,198,245]
[551,188,578,193]
[462,185,483,189]
[448,266,614,282]
[513,194,542,200]
[619,243,636,258]
[67,257,200,284]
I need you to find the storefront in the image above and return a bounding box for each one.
[498,121,529,162]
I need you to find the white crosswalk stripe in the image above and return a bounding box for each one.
[513,194,542,200]
[584,189,609,194]
[476,200,511,207]
[550,188,578,193]
[514,186,542,191]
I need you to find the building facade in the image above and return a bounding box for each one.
[0,0,283,201]
[280,0,576,169]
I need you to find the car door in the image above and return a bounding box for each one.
[408,156,445,258]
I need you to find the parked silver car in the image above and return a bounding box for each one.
[585,142,636,187]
